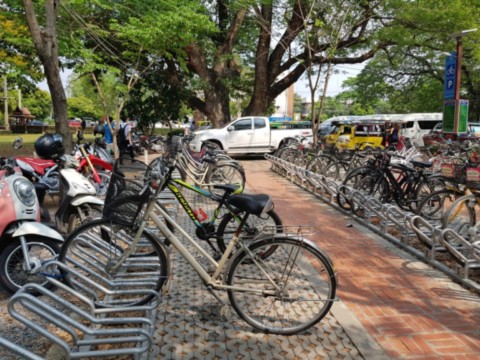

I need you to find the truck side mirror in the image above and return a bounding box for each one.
[227,126,234,131]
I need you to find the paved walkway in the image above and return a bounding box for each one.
[243,160,480,359]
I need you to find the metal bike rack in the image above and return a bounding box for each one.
[0,190,179,358]
[266,154,480,293]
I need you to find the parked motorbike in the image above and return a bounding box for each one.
[14,134,110,198]
[14,136,60,194]
[0,157,63,294]
[36,156,104,234]
[73,142,112,198]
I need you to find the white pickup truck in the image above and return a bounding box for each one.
[188,116,312,155]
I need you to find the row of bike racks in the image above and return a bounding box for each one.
[265,153,480,294]
[0,191,179,359]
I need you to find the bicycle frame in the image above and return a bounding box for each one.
[166,177,241,231]
[111,196,281,296]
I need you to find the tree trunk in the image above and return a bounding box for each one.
[23,0,72,151]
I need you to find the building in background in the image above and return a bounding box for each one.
[271,83,294,121]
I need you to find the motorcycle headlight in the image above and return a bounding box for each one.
[13,178,36,207]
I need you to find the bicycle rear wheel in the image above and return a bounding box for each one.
[59,218,170,307]
[226,237,336,335]
[416,188,459,225]
[216,208,283,254]
[207,163,246,197]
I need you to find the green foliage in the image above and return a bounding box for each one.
[68,96,103,119]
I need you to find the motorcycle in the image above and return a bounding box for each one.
[73,142,112,198]
[0,157,63,294]
[36,154,104,234]
[14,135,111,198]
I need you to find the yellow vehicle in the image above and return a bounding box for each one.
[323,119,385,150]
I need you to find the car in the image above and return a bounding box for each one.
[68,120,82,127]
[422,122,480,146]
[30,120,46,126]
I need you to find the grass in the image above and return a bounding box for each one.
[0,133,96,157]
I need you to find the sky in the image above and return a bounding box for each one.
[294,63,364,100]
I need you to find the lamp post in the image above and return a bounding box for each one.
[449,28,477,139]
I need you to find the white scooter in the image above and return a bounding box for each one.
[36,154,104,234]
[0,158,64,294]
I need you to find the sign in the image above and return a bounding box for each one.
[444,52,456,100]
[443,99,468,134]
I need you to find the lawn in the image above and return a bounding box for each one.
[0,133,95,157]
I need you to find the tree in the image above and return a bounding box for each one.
[22,0,72,150]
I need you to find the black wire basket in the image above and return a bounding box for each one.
[103,158,153,227]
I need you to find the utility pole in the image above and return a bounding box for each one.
[3,76,8,131]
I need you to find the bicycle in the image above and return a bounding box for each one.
[149,157,283,258]
[153,136,245,197]
[59,159,337,335]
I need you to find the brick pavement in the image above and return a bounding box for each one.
[242,159,480,360]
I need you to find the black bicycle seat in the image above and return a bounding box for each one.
[227,194,273,216]
[410,160,432,169]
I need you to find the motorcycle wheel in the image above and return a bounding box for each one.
[67,204,103,234]
[0,237,60,294]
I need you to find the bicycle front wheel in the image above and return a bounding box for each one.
[226,237,336,335]
[207,163,246,197]
[59,219,170,307]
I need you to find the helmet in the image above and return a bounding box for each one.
[34,133,64,160]
[94,124,105,136]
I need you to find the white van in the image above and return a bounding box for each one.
[352,113,442,147]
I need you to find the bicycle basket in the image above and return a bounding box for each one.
[103,158,153,227]
[466,163,480,190]
[163,136,182,159]
[440,160,466,183]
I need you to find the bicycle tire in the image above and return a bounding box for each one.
[216,208,283,254]
[351,174,389,217]
[416,188,459,224]
[410,174,446,212]
[336,166,373,211]
[442,194,478,237]
[207,163,246,197]
[59,218,170,307]
[226,236,336,335]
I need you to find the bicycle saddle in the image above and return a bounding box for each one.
[227,194,273,216]
[410,160,432,169]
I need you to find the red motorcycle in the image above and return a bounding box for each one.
[14,135,111,198]
[73,143,112,198]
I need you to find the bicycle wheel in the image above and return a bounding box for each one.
[416,188,459,225]
[59,218,170,307]
[442,194,478,236]
[410,175,446,212]
[207,163,246,197]
[351,174,389,216]
[336,166,372,211]
[216,209,283,254]
[226,236,336,335]
[306,154,333,175]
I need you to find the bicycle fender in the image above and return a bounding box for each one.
[70,195,104,207]
[13,222,64,242]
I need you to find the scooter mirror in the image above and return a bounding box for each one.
[13,137,23,150]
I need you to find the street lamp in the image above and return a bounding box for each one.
[449,28,477,138]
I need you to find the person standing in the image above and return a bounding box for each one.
[104,116,114,154]
[118,116,134,159]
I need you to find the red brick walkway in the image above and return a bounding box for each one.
[243,160,480,359]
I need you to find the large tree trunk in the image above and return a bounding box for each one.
[23,0,72,151]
